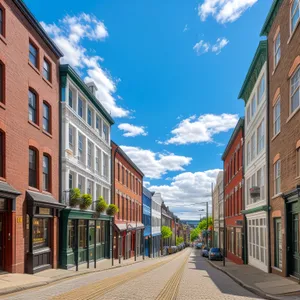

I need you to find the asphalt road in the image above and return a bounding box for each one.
[2,249,261,300]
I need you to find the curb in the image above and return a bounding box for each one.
[207,260,283,300]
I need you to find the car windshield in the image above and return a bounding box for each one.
[211,248,220,253]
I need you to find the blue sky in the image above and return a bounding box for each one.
[25,0,272,219]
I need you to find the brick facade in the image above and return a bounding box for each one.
[223,119,244,265]
[263,0,300,277]
[0,0,62,273]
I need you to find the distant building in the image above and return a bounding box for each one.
[143,187,152,257]
[161,202,173,247]
[151,192,162,257]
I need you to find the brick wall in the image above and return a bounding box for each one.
[0,0,60,273]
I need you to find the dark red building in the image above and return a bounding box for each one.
[0,0,63,273]
[222,118,244,265]
[111,141,144,260]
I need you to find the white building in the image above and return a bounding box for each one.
[152,192,162,257]
[238,41,269,273]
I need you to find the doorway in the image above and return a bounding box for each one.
[0,213,3,270]
[288,211,300,278]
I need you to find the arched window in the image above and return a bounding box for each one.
[290,66,300,113]
[29,147,38,188]
[292,0,300,32]
[43,154,51,192]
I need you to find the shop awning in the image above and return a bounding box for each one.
[26,190,66,210]
[114,222,144,232]
[0,181,21,196]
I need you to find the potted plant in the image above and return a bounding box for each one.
[106,204,119,216]
[80,194,92,210]
[96,196,108,213]
[69,188,81,207]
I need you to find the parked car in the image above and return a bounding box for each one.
[196,243,202,249]
[201,247,210,257]
[208,248,223,261]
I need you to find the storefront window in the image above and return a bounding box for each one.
[101,221,106,243]
[275,218,282,269]
[78,220,87,248]
[68,220,75,249]
[235,228,242,258]
[96,221,101,244]
[89,220,95,245]
[33,218,49,249]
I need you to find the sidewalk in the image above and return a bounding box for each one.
[208,259,300,300]
[0,255,149,296]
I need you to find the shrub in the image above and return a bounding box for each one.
[106,204,119,216]
[80,194,92,210]
[96,196,108,213]
[69,188,81,207]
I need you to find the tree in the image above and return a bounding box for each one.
[161,226,172,239]
[190,227,200,242]
[197,216,213,231]
[176,237,184,246]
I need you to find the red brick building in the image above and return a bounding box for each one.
[261,0,300,277]
[111,141,144,260]
[222,118,244,265]
[0,0,63,273]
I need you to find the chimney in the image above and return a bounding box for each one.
[86,82,98,96]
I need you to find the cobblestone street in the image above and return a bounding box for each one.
[1,249,260,300]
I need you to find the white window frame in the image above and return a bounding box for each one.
[273,98,281,136]
[291,0,300,34]
[251,133,256,161]
[69,125,73,150]
[87,140,93,170]
[251,94,256,118]
[257,120,265,154]
[87,106,93,127]
[274,32,281,68]
[247,141,251,166]
[247,105,251,126]
[290,66,300,114]
[274,160,281,195]
[257,75,265,105]
[78,133,84,163]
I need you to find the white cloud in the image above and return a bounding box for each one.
[120,146,192,179]
[183,24,189,32]
[41,14,129,118]
[118,123,148,137]
[164,113,239,145]
[211,38,229,54]
[143,181,151,188]
[198,0,258,24]
[149,169,221,219]
[193,37,229,55]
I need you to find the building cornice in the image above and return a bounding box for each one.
[238,41,267,104]
[60,65,114,125]
[260,0,283,37]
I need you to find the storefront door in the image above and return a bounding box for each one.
[288,213,300,277]
[0,213,3,270]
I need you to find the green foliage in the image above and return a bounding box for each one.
[69,188,81,207]
[106,204,119,216]
[176,237,184,246]
[191,227,201,242]
[197,216,213,231]
[80,194,92,210]
[161,226,172,239]
[96,196,108,213]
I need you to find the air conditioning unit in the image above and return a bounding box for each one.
[250,186,260,198]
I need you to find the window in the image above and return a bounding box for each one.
[43,102,50,133]
[78,97,83,118]
[29,148,38,188]
[251,95,256,117]
[247,141,251,166]
[69,125,73,150]
[291,67,300,113]
[251,133,256,161]
[297,147,300,177]
[96,116,102,135]
[43,155,50,191]
[28,90,37,124]
[274,99,281,136]
[43,59,51,81]
[67,220,75,249]
[126,170,128,187]
[78,220,87,249]
[88,107,93,127]
[103,153,109,178]
[274,218,282,269]
[33,218,49,249]
[257,120,265,154]
[87,180,92,195]
[69,173,73,189]
[274,33,281,67]
[96,148,101,174]
[247,106,251,125]
[78,133,83,162]
[0,61,4,104]
[103,187,109,202]
[0,7,4,37]
[274,160,281,195]
[103,122,109,142]
[246,178,251,205]
[29,42,38,67]
[88,141,92,169]
[68,89,73,108]
[257,167,265,201]
[258,75,265,104]
[78,175,84,192]
[291,0,300,33]
[0,131,4,178]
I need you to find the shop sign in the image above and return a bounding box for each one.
[0,198,7,211]
[39,208,51,215]
[17,217,23,223]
